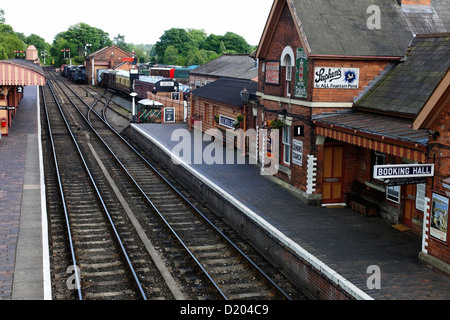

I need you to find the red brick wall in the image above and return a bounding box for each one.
[425,101,450,265]
[258,2,304,98]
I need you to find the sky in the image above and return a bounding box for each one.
[2,0,274,46]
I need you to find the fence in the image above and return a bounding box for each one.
[146,92,187,123]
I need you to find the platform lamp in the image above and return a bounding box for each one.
[240,86,250,131]
[130,92,138,123]
[240,87,250,156]
[240,87,249,105]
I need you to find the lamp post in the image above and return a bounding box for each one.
[240,87,250,156]
[240,87,249,131]
[130,92,138,123]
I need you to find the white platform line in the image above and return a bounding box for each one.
[132,124,374,301]
[38,86,52,300]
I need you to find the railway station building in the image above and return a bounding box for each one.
[254,0,450,272]
[189,54,258,89]
[0,58,46,137]
[85,45,134,86]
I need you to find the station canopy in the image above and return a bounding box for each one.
[0,59,46,86]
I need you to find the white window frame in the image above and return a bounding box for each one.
[281,46,294,98]
[283,125,292,165]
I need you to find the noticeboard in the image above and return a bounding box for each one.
[164,107,175,123]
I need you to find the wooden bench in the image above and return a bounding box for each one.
[347,182,379,217]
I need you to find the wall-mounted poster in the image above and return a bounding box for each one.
[314,67,360,89]
[292,139,303,167]
[265,61,280,85]
[430,193,449,242]
[164,107,175,123]
[295,48,308,98]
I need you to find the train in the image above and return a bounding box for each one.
[61,64,87,83]
[99,69,189,101]
[140,65,198,84]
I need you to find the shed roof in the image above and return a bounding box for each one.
[313,110,429,146]
[190,54,258,81]
[0,59,46,86]
[191,78,257,107]
[355,33,450,118]
[86,45,133,60]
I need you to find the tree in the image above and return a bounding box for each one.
[163,45,181,65]
[222,32,251,54]
[54,23,112,57]
[154,28,191,63]
[114,34,132,52]
[0,9,4,24]
[0,23,26,59]
[154,28,252,65]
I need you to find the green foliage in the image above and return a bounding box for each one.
[0,8,254,67]
[0,23,26,59]
[154,28,253,65]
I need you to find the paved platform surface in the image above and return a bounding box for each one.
[0,86,50,300]
[132,123,450,300]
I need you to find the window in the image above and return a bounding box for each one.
[283,125,292,165]
[372,152,386,180]
[284,55,292,97]
[281,46,294,97]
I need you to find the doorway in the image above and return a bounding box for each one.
[322,145,345,205]
[403,184,416,227]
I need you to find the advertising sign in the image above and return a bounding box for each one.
[265,61,280,85]
[430,193,449,242]
[314,67,360,89]
[295,48,308,98]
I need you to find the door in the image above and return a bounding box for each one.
[403,184,416,227]
[322,145,345,204]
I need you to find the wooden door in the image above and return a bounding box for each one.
[322,145,345,204]
[403,184,416,227]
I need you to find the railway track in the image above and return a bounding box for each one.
[43,69,306,300]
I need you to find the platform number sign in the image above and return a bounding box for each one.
[17,86,24,93]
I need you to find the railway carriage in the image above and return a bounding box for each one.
[150,67,175,79]
[99,69,181,100]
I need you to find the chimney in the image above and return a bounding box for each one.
[400,0,431,5]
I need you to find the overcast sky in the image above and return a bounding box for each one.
[2,0,274,46]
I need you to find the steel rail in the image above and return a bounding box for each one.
[50,72,228,300]
[41,85,83,300]
[45,78,148,300]
[58,75,293,300]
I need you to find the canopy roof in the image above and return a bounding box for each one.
[0,59,46,86]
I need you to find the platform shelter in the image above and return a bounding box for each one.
[0,59,46,136]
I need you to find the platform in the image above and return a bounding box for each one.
[127,123,450,300]
[2,86,449,300]
[0,86,50,300]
